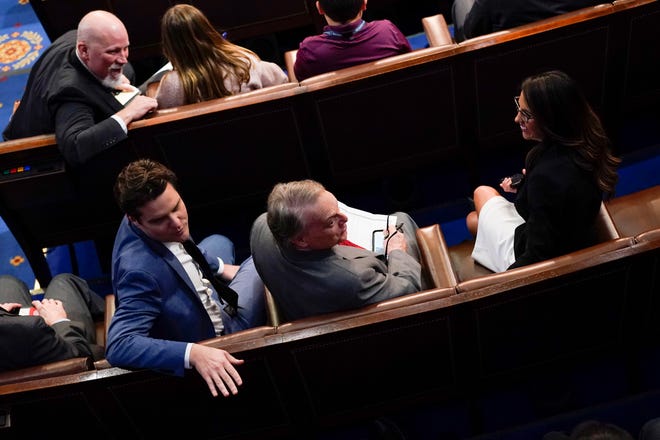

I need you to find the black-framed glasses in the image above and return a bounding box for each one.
[514,96,534,123]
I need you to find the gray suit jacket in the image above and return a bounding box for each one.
[250,212,422,321]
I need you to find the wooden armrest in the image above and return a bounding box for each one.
[104,293,116,344]
[276,286,455,334]
[422,14,454,47]
[284,49,298,82]
[416,224,458,288]
[595,201,620,241]
[635,227,660,244]
[93,359,112,370]
[265,286,282,327]
[200,326,277,353]
[0,357,94,386]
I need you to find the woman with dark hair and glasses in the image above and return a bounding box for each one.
[465,70,621,272]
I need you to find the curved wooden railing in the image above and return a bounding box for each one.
[0,218,657,437]
[1,183,658,435]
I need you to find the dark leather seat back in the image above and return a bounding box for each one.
[416,223,458,288]
[606,185,660,238]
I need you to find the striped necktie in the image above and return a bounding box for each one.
[182,239,239,317]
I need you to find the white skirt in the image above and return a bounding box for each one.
[471,195,525,272]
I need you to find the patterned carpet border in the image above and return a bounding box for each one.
[0,26,45,74]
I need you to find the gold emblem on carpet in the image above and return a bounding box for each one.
[10,255,25,266]
[0,30,43,72]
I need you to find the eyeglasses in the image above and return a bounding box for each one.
[514,96,534,123]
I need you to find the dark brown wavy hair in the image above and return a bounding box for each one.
[114,159,177,220]
[521,70,621,197]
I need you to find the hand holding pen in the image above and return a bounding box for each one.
[383,223,406,255]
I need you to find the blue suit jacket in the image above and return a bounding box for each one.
[106,216,222,376]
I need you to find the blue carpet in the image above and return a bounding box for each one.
[0,0,50,131]
[0,0,49,288]
[0,215,35,287]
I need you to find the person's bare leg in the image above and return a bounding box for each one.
[466,186,502,236]
[473,185,501,212]
[466,211,478,236]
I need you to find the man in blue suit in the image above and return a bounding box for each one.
[106,159,266,397]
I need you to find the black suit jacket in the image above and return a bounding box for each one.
[461,0,604,41]
[2,30,136,167]
[0,308,95,371]
[510,141,602,269]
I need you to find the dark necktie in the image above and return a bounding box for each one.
[182,239,239,317]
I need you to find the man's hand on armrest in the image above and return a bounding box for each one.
[189,344,244,397]
[115,95,158,126]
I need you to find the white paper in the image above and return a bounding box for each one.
[338,201,396,253]
[113,85,140,106]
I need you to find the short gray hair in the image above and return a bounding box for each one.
[266,179,325,248]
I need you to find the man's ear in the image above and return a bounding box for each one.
[291,234,308,250]
[77,42,88,61]
[315,1,324,15]
[127,215,140,225]
[362,0,368,11]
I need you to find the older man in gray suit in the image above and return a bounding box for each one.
[250,179,424,322]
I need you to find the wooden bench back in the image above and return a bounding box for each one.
[0,227,655,438]
[606,185,660,238]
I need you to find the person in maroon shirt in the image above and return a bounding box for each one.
[293,0,412,81]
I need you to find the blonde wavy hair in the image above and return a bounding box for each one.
[161,4,257,104]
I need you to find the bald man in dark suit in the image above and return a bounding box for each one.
[2,10,157,166]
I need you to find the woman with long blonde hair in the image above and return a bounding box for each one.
[155,4,288,109]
